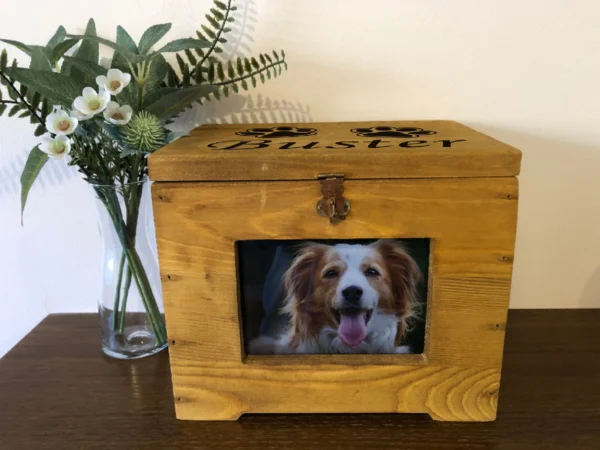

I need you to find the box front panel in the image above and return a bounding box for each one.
[152,177,518,420]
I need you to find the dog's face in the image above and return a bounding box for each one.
[282,240,421,349]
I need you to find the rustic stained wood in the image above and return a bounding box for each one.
[2,311,599,449]
[147,121,521,181]
[152,176,519,421]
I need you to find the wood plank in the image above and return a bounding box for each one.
[148,121,522,181]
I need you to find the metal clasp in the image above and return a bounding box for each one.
[316,174,350,224]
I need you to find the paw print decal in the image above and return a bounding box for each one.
[236,126,318,138]
[350,126,437,138]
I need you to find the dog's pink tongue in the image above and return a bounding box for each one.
[338,312,367,347]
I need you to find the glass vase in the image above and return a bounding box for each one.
[92,178,167,359]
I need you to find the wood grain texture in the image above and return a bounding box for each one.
[152,177,519,421]
[1,311,600,450]
[147,121,522,181]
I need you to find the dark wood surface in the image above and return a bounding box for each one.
[1,310,599,449]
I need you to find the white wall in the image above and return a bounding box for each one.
[2,0,599,358]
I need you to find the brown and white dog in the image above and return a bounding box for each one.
[250,240,422,354]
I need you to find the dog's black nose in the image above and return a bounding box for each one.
[342,286,363,304]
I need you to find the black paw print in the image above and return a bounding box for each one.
[350,126,437,138]
[236,126,318,138]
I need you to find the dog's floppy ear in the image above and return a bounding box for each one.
[281,243,327,345]
[373,240,422,324]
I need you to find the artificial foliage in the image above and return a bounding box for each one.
[0,0,287,348]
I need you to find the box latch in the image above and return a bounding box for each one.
[316,174,351,224]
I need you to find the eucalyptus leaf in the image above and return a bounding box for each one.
[138,23,172,54]
[20,146,48,224]
[0,39,30,55]
[145,84,219,119]
[74,19,99,63]
[62,55,105,79]
[156,38,211,53]
[52,39,79,63]
[46,26,67,49]
[3,67,83,108]
[29,46,53,71]
[66,34,136,60]
[116,26,138,53]
[144,54,170,90]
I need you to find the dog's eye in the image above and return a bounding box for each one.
[365,268,380,277]
[323,269,339,279]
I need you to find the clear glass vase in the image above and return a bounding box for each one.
[92,178,167,359]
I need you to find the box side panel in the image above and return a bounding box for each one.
[152,177,518,420]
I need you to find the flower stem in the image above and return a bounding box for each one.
[112,252,126,329]
[118,266,132,333]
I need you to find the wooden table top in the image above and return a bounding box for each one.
[0,310,599,449]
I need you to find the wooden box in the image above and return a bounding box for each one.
[148,121,521,422]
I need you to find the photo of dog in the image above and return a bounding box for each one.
[246,240,425,355]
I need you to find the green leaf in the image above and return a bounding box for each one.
[227,60,234,79]
[51,39,79,63]
[30,91,41,111]
[8,105,20,117]
[4,67,83,108]
[0,39,31,55]
[19,83,28,97]
[0,104,6,115]
[156,38,212,53]
[165,131,189,144]
[74,19,99,63]
[244,58,251,74]
[241,79,248,91]
[232,82,238,93]
[34,124,46,136]
[167,66,179,86]
[116,25,138,53]
[259,54,266,66]
[272,50,280,61]
[207,63,215,83]
[145,54,170,90]
[223,85,229,97]
[29,46,53,71]
[67,34,134,58]
[47,26,67,49]
[259,72,265,84]
[194,62,203,84]
[98,121,121,141]
[214,0,227,10]
[18,110,30,118]
[251,76,256,88]
[21,146,49,224]
[143,86,179,108]
[265,53,273,64]
[182,65,190,87]
[206,15,220,30]
[236,57,243,75]
[175,53,186,75]
[217,61,224,81]
[62,55,105,79]
[201,25,217,41]
[251,57,259,70]
[210,8,224,21]
[184,49,197,66]
[0,49,8,70]
[145,84,219,119]
[138,23,172,54]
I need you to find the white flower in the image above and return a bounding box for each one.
[40,134,71,159]
[73,87,110,116]
[103,101,133,125]
[45,107,78,135]
[96,69,131,96]
[70,103,94,121]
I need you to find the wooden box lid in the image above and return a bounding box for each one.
[148,121,521,182]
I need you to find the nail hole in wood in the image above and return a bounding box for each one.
[167,275,172,280]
